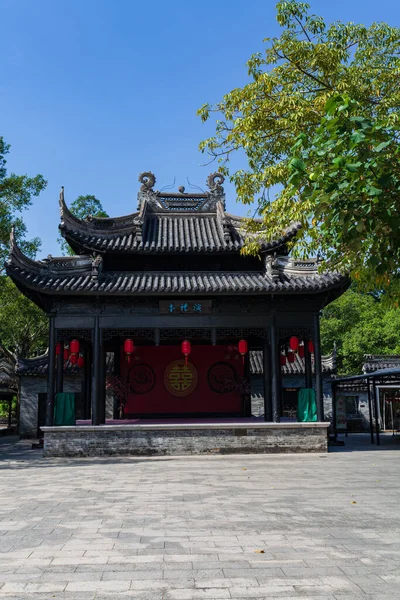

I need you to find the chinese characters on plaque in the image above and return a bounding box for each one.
[159,300,212,315]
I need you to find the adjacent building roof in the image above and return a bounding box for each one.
[250,351,336,376]
[17,349,335,378]
[362,355,400,374]
[0,357,18,395]
[16,352,114,377]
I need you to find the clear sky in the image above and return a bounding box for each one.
[1,0,398,257]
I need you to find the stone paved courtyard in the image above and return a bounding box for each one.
[0,435,399,600]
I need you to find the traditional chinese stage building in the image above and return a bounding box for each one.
[6,173,348,456]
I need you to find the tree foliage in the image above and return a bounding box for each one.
[198,1,400,291]
[0,277,48,359]
[321,289,400,375]
[0,136,46,271]
[59,195,109,255]
[287,94,400,295]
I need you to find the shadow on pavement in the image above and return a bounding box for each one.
[330,432,400,452]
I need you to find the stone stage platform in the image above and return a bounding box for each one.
[41,418,329,457]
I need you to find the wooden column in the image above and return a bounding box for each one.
[91,317,101,426]
[313,312,324,422]
[243,351,252,417]
[270,316,280,423]
[113,339,121,419]
[262,337,272,422]
[304,334,312,389]
[99,344,106,424]
[45,316,56,426]
[55,341,64,395]
[83,344,92,420]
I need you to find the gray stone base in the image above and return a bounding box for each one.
[41,422,329,457]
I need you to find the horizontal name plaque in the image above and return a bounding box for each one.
[159,300,212,315]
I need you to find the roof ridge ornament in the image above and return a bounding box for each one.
[206,172,225,194]
[139,172,156,192]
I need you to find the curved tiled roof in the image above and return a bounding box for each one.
[0,358,18,394]
[250,350,336,375]
[16,352,114,377]
[363,355,400,374]
[7,262,347,296]
[59,184,302,255]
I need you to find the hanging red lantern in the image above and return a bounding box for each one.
[289,336,299,352]
[124,338,135,363]
[70,339,80,355]
[181,340,191,365]
[70,353,77,365]
[298,343,305,358]
[77,355,85,369]
[287,351,296,363]
[238,339,248,364]
[280,354,287,366]
[55,342,62,356]
[308,340,315,354]
[63,347,70,361]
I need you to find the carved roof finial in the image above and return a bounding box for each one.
[139,172,156,192]
[207,172,225,193]
[60,186,64,202]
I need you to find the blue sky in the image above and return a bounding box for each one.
[1,0,398,257]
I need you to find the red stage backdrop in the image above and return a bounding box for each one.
[120,345,244,416]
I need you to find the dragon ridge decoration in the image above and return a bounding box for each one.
[139,172,156,192]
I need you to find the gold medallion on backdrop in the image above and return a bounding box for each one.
[164,359,198,397]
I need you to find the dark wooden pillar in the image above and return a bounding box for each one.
[304,334,312,389]
[99,344,106,424]
[313,312,324,422]
[372,377,380,445]
[243,351,251,417]
[262,337,272,422]
[113,339,121,419]
[83,344,91,420]
[45,316,56,426]
[270,316,280,423]
[331,381,337,440]
[367,380,374,444]
[91,317,101,426]
[55,341,64,395]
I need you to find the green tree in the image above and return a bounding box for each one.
[0,136,47,271]
[59,194,109,255]
[0,277,48,359]
[198,1,400,289]
[321,289,400,374]
[287,94,400,295]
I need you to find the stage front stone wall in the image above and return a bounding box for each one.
[41,422,329,457]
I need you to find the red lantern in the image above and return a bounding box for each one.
[287,351,296,363]
[63,348,70,361]
[55,342,62,356]
[70,353,77,365]
[181,340,191,365]
[289,336,299,352]
[298,343,305,358]
[70,339,80,355]
[238,339,248,364]
[124,338,135,363]
[77,355,85,369]
[308,340,315,354]
[280,354,287,366]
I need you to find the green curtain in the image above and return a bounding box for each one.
[297,388,317,422]
[54,393,76,426]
